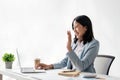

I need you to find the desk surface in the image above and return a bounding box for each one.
[0,68,120,80]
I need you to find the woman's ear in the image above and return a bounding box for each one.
[84,26,87,31]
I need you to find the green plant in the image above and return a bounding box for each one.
[2,53,15,62]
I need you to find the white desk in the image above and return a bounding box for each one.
[0,68,120,80]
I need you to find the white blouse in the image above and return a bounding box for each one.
[74,41,84,56]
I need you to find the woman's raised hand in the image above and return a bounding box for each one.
[67,31,72,52]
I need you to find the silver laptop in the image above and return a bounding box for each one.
[16,49,46,73]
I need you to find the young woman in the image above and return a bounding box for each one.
[36,15,99,73]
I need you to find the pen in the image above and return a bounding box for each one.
[63,69,76,73]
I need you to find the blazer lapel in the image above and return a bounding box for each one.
[79,42,89,59]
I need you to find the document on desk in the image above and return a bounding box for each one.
[58,69,80,77]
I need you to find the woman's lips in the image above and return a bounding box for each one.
[75,32,79,36]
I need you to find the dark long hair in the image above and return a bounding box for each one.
[72,15,94,44]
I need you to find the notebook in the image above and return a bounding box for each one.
[16,49,46,73]
[58,69,80,77]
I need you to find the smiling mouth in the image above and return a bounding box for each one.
[75,32,79,36]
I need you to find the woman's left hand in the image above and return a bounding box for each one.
[67,31,72,52]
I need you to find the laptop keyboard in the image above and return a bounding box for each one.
[21,67,34,72]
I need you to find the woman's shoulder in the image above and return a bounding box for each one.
[91,38,99,44]
[86,38,99,47]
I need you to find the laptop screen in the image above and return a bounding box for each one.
[16,49,22,70]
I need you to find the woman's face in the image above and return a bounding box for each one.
[73,21,87,39]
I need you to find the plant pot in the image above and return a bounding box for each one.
[5,62,13,69]
[0,74,2,80]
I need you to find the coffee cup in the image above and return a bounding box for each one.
[34,58,40,69]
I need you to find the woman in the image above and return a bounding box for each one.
[36,15,99,73]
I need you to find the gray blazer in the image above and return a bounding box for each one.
[53,39,99,73]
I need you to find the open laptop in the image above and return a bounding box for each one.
[16,49,46,73]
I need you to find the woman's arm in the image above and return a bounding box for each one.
[66,40,99,71]
[52,56,68,69]
[35,56,68,70]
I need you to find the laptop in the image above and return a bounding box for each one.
[16,49,46,73]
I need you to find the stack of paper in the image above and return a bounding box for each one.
[58,70,80,77]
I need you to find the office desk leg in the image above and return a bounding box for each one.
[0,74,2,80]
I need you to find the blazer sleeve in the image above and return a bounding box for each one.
[66,40,99,71]
[53,56,68,69]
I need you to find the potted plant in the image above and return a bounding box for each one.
[2,53,15,69]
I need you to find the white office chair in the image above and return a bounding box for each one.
[94,55,115,75]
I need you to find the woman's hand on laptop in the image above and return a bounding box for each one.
[35,63,53,70]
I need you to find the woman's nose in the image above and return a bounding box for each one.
[74,28,77,32]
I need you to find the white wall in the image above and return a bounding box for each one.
[0,0,120,77]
